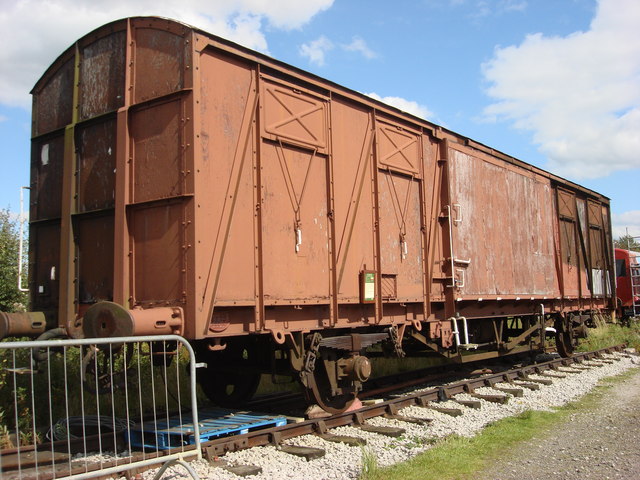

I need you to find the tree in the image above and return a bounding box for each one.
[614,234,640,251]
[0,209,27,312]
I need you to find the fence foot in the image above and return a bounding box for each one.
[152,459,201,480]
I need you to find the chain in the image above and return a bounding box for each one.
[388,325,405,358]
[303,332,322,374]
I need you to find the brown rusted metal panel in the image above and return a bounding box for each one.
[380,274,397,299]
[134,27,185,103]
[196,49,257,319]
[131,202,185,305]
[76,118,117,212]
[258,78,331,305]
[31,135,65,220]
[33,58,74,135]
[77,214,114,304]
[79,31,126,120]
[130,99,185,202]
[587,199,604,227]
[377,170,424,301]
[375,119,424,303]
[556,188,580,297]
[557,188,577,220]
[376,120,421,176]
[449,147,558,298]
[260,140,331,302]
[330,99,376,304]
[260,78,328,152]
[558,217,580,297]
[30,223,60,315]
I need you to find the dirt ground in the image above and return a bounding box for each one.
[478,365,640,480]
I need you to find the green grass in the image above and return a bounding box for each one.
[358,325,639,480]
[358,410,561,480]
[359,368,639,480]
[577,320,640,352]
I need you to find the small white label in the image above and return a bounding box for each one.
[363,272,375,302]
[364,281,375,301]
[41,144,49,166]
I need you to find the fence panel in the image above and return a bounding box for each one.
[0,334,201,480]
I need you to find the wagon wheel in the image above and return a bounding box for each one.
[81,344,134,395]
[554,318,576,357]
[304,361,357,414]
[196,343,262,407]
[303,347,360,414]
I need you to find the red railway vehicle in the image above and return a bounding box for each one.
[0,17,615,412]
[614,248,640,318]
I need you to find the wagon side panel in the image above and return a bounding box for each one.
[258,78,331,304]
[125,21,195,329]
[375,119,425,303]
[195,49,258,336]
[449,147,557,298]
[330,99,376,304]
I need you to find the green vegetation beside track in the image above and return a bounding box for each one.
[577,320,640,352]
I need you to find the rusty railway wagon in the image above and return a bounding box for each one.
[1,17,615,412]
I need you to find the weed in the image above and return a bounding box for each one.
[359,446,379,480]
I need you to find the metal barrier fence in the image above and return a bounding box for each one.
[0,334,202,480]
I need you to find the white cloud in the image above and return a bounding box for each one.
[501,0,527,12]
[482,0,640,180]
[343,36,376,59]
[0,115,7,123]
[0,0,333,109]
[300,34,376,66]
[364,93,434,120]
[299,36,334,66]
[446,0,527,18]
[612,210,640,239]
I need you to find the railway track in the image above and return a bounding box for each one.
[2,344,633,480]
[199,345,627,457]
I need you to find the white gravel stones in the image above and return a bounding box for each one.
[128,353,640,480]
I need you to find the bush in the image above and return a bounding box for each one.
[0,208,27,312]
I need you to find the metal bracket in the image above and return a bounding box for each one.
[353,411,365,425]
[270,431,282,446]
[445,204,470,289]
[295,227,302,253]
[437,387,450,401]
[452,203,463,224]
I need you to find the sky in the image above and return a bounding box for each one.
[0,0,638,238]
